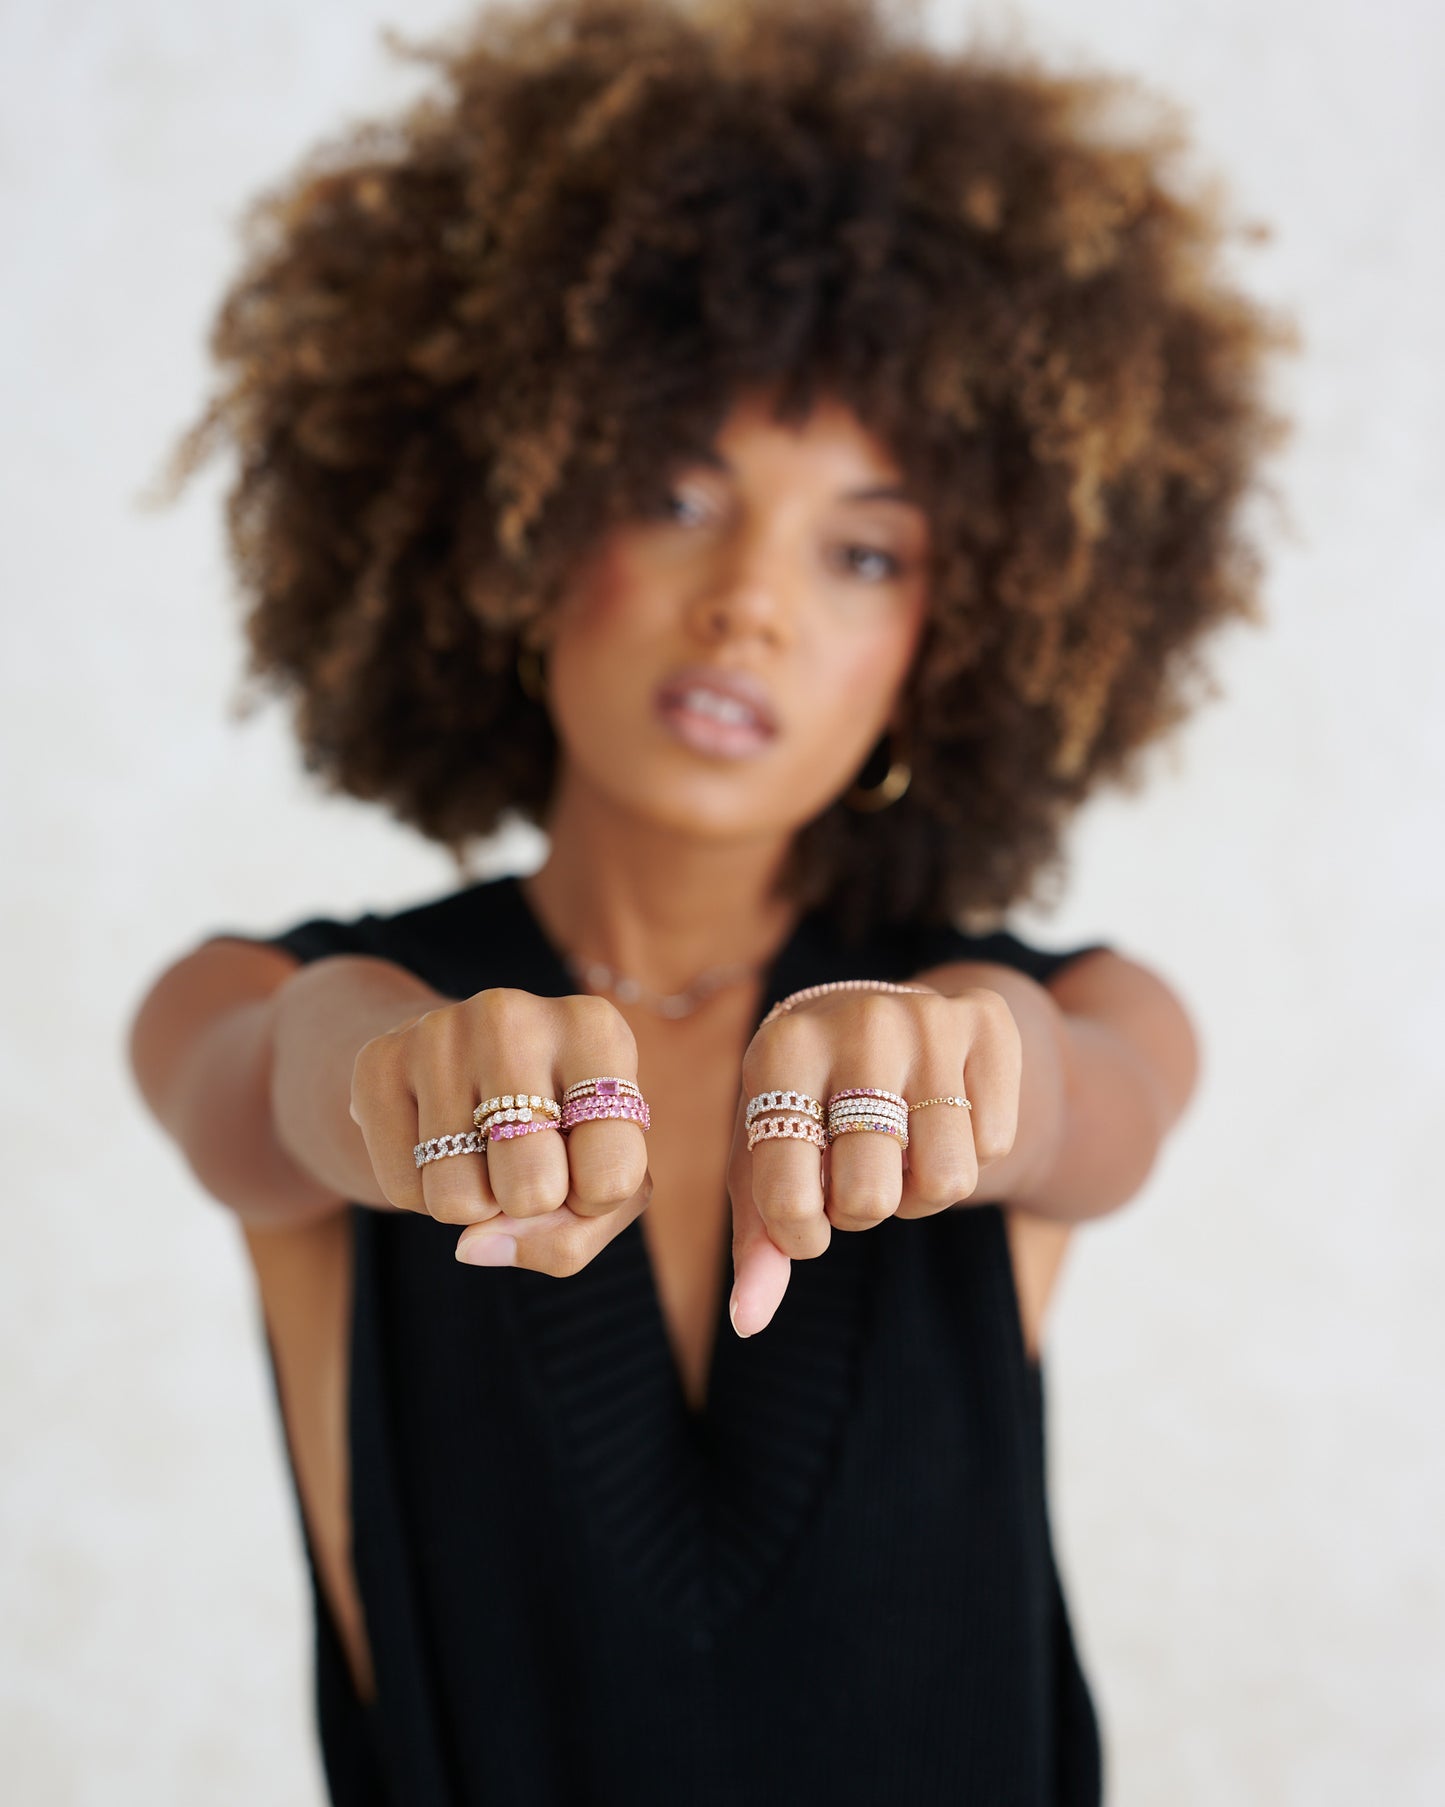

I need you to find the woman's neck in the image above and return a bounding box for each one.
[521,773,801,998]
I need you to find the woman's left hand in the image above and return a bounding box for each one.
[726,982,1023,1336]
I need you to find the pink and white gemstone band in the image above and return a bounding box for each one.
[560,1076,651,1131]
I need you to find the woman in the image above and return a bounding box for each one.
[128,0,1287,1800]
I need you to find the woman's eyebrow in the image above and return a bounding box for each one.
[842,482,922,508]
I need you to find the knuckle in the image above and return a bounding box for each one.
[973,986,1020,1038]
[381,1179,424,1215]
[350,1032,400,1102]
[496,1170,566,1216]
[428,1195,487,1225]
[564,990,627,1038]
[422,1170,493,1224]
[833,1181,897,1222]
[910,1165,976,1209]
[972,1122,1016,1163]
[915,990,962,1037]
[564,994,638,1068]
[753,1179,822,1231]
[571,1148,645,1209]
[470,986,539,1044]
[548,1225,594,1279]
[743,1015,823,1085]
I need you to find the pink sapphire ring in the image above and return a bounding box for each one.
[560,1075,651,1132]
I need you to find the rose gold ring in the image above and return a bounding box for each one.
[560,1076,651,1132]
[746,1115,827,1152]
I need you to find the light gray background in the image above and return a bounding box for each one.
[3,1,1441,1800]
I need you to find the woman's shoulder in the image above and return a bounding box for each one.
[208,871,521,970]
[895,913,1117,990]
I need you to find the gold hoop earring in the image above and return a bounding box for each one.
[517,644,547,702]
[844,733,912,811]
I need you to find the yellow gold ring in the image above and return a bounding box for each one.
[907,1095,972,1113]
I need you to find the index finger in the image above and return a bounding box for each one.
[726,1089,800,1338]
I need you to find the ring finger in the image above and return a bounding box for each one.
[825,1087,908,1231]
[895,1085,977,1219]
[475,1085,569,1220]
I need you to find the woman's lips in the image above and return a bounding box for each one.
[653,665,779,760]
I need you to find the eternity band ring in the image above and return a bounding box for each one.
[415,1130,486,1168]
[474,1092,562,1130]
[745,1089,824,1124]
[746,1115,827,1152]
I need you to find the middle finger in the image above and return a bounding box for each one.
[825,1086,908,1231]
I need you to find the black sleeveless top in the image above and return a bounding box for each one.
[232,872,1110,1806]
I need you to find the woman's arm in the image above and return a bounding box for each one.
[126,937,444,1228]
[914,948,1199,1359]
[912,948,1202,1223]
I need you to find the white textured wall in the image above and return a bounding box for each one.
[3,1,1440,1801]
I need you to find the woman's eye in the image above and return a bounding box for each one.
[837,544,903,583]
[653,486,709,525]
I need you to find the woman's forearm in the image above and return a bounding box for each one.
[165,952,444,1228]
[912,958,1169,1223]
[265,955,445,1215]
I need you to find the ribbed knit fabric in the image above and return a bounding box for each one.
[232,872,1110,1806]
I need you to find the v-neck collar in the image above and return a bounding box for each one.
[492,871,888,1639]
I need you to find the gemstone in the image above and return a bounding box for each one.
[596,1078,620,1096]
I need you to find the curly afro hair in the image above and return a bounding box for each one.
[154,0,1294,943]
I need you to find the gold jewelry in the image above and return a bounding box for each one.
[907,1095,973,1113]
[844,730,912,811]
[474,1093,562,1131]
[746,1115,827,1152]
[827,1117,908,1148]
[561,1077,643,1106]
[825,1088,910,1149]
[517,643,547,701]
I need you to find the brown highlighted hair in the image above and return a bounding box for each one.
[154,0,1294,941]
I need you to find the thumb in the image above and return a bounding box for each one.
[727,1101,792,1337]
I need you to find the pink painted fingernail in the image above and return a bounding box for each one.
[457,1235,517,1267]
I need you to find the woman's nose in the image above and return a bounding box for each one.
[684,533,794,648]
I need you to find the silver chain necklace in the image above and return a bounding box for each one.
[563,952,765,1020]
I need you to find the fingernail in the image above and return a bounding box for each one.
[729,1290,750,1338]
[457,1235,517,1267]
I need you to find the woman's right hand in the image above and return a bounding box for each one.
[348,986,652,1274]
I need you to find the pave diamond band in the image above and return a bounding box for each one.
[826,1087,910,1150]
[414,1130,487,1168]
[745,1089,824,1124]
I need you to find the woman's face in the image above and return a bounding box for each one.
[543,385,933,843]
